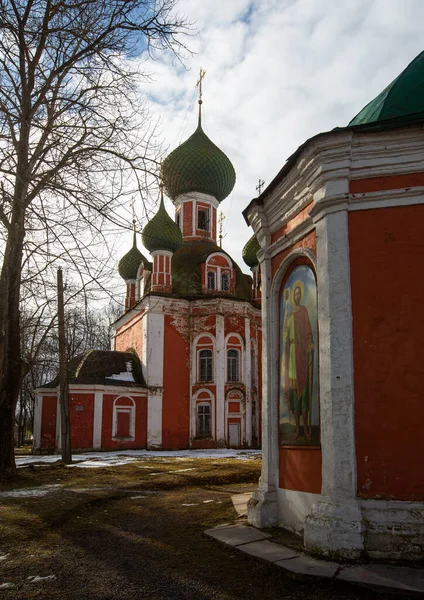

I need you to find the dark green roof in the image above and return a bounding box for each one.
[142,194,182,253]
[39,350,146,388]
[162,123,236,203]
[242,234,260,268]
[118,232,148,280]
[171,241,251,300]
[349,51,424,127]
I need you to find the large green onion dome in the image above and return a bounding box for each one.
[118,231,148,280]
[349,51,424,127]
[161,122,236,203]
[142,192,183,253]
[242,234,260,268]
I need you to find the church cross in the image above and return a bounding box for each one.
[196,67,206,124]
[256,178,265,195]
[218,211,226,248]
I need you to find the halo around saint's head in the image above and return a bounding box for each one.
[290,280,305,307]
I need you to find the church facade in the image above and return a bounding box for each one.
[245,51,424,561]
[34,99,262,453]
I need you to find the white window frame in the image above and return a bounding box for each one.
[198,348,213,382]
[112,396,136,441]
[197,402,212,437]
[227,348,240,383]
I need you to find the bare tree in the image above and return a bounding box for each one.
[0,0,191,479]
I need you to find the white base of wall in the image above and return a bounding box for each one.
[277,488,321,535]
[248,486,279,529]
[360,499,424,561]
[304,497,364,559]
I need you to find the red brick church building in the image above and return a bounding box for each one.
[33,99,262,453]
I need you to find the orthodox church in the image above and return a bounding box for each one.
[33,90,262,453]
[245,50,424,561]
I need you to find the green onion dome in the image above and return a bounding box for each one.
[161,123,236,203]
[118,232,148,280]
[242,234,260,268]
[142,193,182,253]
[349,51,424,127]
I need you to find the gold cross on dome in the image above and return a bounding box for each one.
[256,178,265,195]
[196,67,206,102]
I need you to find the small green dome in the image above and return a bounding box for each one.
[142,194,182,253]
[118,232,147,280]
[349,51,424,127]
[242,234,260,268]
[162,123,236,203]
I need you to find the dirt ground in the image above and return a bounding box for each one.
[0,455,411,599]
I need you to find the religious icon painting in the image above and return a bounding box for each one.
[279,264,320,446]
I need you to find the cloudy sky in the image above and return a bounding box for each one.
[135,0,423,271]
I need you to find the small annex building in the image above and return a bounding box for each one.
[34,95,262,453]
[244,51,424,561]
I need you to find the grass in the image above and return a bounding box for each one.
[0,455,398,599]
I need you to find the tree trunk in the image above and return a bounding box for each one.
[0,402,17,480]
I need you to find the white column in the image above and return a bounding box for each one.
[146,312,165,387]
[303,208,363,558]
[55,392,61,452]
[244,317,252,446]
[92,391,103,450]
[147,391,163,448]
[215,314,225,446]
[33,393,43,451]
[248,249,279,528]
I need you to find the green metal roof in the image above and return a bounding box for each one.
[162,123,236,203]
[118,232,148,280]
[242,234,260,268]
[349,51,424,126]
[142,194,182,253]
[171,240,251,300]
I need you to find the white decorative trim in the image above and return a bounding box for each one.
[55,393,61,451]
[192,388,215,440]
[277,488,321,534]
[244,318,251,447]
[268,217,315,258]
[33,393,43,450]
[146,312,165,387]
[215,314,225,446]
[92,391,103,449]
[112,396,136,441]
[147,392,163,448]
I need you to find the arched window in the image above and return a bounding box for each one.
[227,349,240,382]
[221,271,230,291]
[207,271,215,290]
[199,349,213,382]
[112,397,135,440]
[197,403,211,437]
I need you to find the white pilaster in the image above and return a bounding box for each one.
[55,392,61,451]
[215,314,225,445]
[303,207,363,559]
[33,393,43,451]
[147,391,163,448]
[92,391,103,450]
[244,317,252,446]
[146,312,165,387]
[248,247,279,528]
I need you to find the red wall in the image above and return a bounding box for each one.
[40,395,57,449]
[114,312,144,356]
[102,394,147,449]
[349,205,424,500]
[272,230,321,493]
[162,315,190,448]
[69,393,94,449]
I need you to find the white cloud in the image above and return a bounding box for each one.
[133,0,424,270]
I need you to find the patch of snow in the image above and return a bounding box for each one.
[203,500,214,503]
[16,449,261,469]
[28,575,56,583]
[0,484,62,498]
[149,472,161,476]
[181,503,198,506]
[168,468,196,473]
[129,495,147,500]
[0,554,9,561]
[0,583,15,589]
[105,371,134,382]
